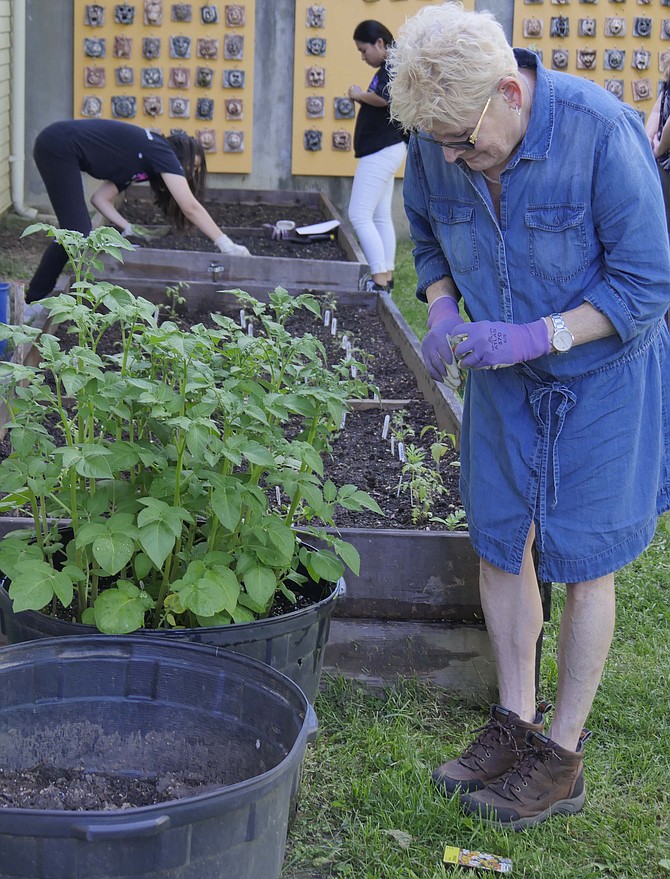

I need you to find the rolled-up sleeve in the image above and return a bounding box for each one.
[586,110,670,341]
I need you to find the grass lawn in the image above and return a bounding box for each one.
[283,241,670,879]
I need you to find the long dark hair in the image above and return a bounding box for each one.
[149,133,207,231]
[353,20,394,47]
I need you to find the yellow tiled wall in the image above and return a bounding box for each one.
[291,0,474,177]
[513,0,667,121]
[73,1,255,174]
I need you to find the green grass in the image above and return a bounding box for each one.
[392,239,426,340]
[285,517,670,879]
[283,243,670,878]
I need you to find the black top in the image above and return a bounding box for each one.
[353,62,406,159]
[41,119,185,191]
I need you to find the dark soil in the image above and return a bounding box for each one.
[0,722,264,811]
[121,194,350,261]
[0,764,222,811]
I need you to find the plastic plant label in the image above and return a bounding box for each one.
[247,322,254,336]
[341,334,348,348]
[382,414,390,439]
[324,309,331,327]
[398,441,405,462]
[330,317,338,336]
[239,308,246,328]
[340,412,347,429]
[443,846,512,873]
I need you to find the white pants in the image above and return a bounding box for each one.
[348,141,407,276]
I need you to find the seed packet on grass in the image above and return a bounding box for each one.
[443,845,512,873]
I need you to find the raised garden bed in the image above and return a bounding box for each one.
[111,186,371,297]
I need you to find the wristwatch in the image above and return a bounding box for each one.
[548,313,574,354]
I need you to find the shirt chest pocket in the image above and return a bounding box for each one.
[526,204,589,282]
[430,199,479,274]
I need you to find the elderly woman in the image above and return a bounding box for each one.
[388,4,670,829]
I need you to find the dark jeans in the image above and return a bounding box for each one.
[27,127,92,302]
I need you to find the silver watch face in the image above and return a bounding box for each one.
[553,328,573,353]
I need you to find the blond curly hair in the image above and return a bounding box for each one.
[387,3,517,133]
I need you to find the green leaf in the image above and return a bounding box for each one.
[133,552,154,581]
[186,423,211,459]
[93,582,154,634]
[0,536,43,580]
[242,564,277,608]
[74,445,117,479]
[323,479,338,503]
[241,441,276,467]
[8,562,73,612]
[337,486,384,515]
[304,549,344,584]
[173,565,240,617]
[211,483,243,532]
[332,539,361,576]
[92,531,135,576]
[231,605,256,624]
[265,519,296,564]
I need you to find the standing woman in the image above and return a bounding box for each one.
[348,20,407,294]
[25,118,250,306]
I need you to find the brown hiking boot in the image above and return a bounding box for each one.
[432,702,551,796]
[459,729,592,830]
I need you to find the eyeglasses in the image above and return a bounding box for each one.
[414,96,492,151]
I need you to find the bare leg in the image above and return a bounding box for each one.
[548,574,615,751]
[479,525,543,724]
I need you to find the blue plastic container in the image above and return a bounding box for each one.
[0,282,9,358]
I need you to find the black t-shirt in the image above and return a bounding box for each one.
[46,119,185,191]
[353,62,406,159]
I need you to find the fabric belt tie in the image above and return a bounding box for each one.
[528,382,577,522]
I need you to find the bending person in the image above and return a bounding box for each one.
[26,119,249,304]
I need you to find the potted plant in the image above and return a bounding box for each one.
[0,224,382,700]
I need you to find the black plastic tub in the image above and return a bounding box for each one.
[0,636,317,879]
[0,570,340,703]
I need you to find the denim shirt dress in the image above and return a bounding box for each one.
[403,50,670,583]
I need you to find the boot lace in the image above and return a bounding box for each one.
[495,741,560,793]
[460,719,522,768]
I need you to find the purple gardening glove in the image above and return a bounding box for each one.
[451,318,550,370]
[421,296,463,388]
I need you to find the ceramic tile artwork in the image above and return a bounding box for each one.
[331,129,352,150]
[75,0,255,169]
[225,98,243,119]
[196,128,216,151]
[223,130,244,151]
[306,95,325,118]
[291,0,471,177]
[513,0,670,115]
